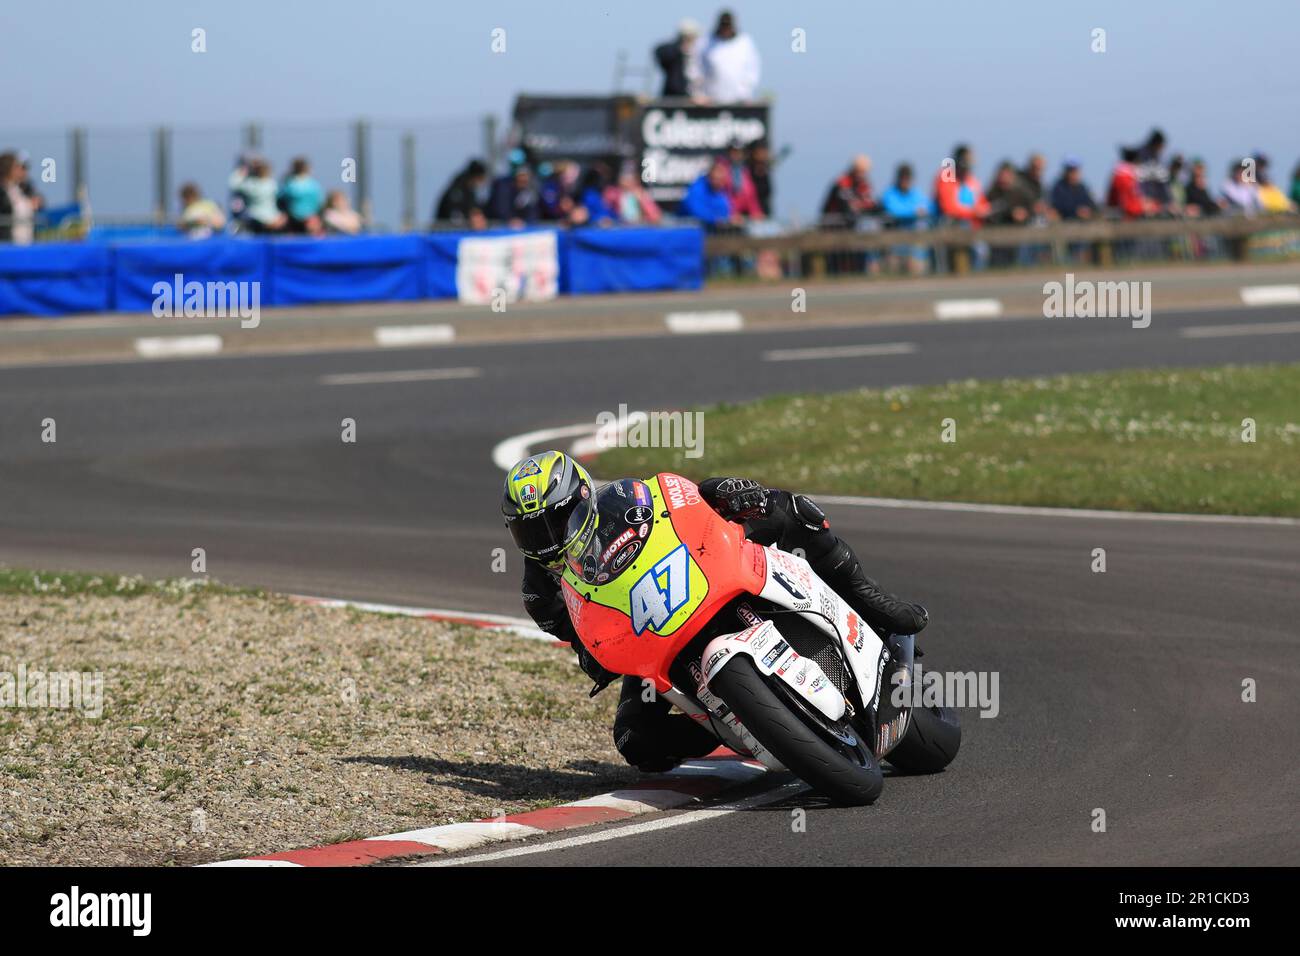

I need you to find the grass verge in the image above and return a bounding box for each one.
[0,571,631,865]
[597,364,1300,516]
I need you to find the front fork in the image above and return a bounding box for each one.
[871,633,916,759]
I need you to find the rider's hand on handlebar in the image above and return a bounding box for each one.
[701,477,769,523]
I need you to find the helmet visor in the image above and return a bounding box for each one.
[506,491,592,562]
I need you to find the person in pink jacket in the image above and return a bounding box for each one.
[721,141,764,220]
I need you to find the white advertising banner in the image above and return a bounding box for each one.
[455,230,560,305]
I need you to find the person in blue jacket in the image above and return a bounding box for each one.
[680,161,735,229]
[880,163,934,273]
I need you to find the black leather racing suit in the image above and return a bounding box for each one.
[519,478,928,773]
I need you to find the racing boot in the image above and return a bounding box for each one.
[810,537,929,638]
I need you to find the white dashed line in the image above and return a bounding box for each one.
[319,367,480,386]
[934,298,1003,321]
[1239,284,1300,306]
[763,342,916,362]
[133,334,223,358]
[665,310,744,334]
[1181,320,1300,339]
[373,324,456,347]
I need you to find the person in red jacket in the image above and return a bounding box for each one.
[933,144,990,225]
[1106,147,1157,219]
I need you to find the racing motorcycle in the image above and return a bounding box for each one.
[560,473,960,805]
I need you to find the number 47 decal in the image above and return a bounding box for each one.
[630,544,690,635]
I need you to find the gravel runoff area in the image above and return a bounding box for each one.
[0,571,637,866]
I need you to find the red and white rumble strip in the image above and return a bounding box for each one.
[205,750,767,867]
[203,595,769,867]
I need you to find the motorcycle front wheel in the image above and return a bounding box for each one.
[711,656,883,805]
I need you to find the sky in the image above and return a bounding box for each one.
[4,0,1298,225]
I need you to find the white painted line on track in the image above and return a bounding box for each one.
[665,310,744,334]
[374,324,455,347]
[817,494,1300,526]
[491,422,605,472]
[1240,284,1300,306]
[934,298,1002,321]
[133,334,223,358]
[1181,320,1300,339]
[319,366,480,386]
[763,342,916,362]
[292,595,554,641]
[417,780,808,866]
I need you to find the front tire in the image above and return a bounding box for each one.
[711,656,883,805]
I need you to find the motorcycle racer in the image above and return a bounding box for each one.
[502,450,929,772]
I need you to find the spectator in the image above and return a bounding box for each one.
[14,151,43,213]
[1291,162,1300,208]
[879,162,933,224]
[821,154,877,228]
[578,163,618,225]
[1221,159,1261,215]
[987,160,1035,225]
[653,19,702,98]
[279,157,325,235]
[435,158,488,229]
[1166,154,1187,212]
[0,151,35,244]
[604,163,662,224]
[1106,147,1155,219]
[698,10,761,103]
[322,190,363,234]
[747,143,774,217]
[487,162,541,226]
[933,144,990,223]
[1183,158,1221,217]
[178,182,226,238]
[680,160,735,229]
[986,160,1036,267]
[229,157,286,233]
[1134,127,1170,210]
[227,153,254,225]
[1253,154,1296,213]
[1018,152,1052,220]
[539,160,582,223]
[1049,157,1097,220]
[880,163,934,275]
[721,141,764,220]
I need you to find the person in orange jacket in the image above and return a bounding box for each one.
[933,144,990,225]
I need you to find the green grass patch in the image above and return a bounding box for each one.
[597,364,1300,517]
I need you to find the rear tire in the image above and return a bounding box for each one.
[885,704,961,774]
[711,656,883,805]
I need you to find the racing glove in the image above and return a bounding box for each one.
[699,477,769,523]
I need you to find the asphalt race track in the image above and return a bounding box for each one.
[2,304,1297,865]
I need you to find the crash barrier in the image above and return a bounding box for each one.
[0,225,705,317]
[704,213,1300,278]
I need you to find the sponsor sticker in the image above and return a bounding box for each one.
[520,482,539,507]
[761,639,790,669]
[514,459,542,479]
[611,540,641,573]
[601,528,636,564]
[625,505,653,524]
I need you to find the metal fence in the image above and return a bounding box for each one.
[701,213,1300,280]
[4,115,494,232]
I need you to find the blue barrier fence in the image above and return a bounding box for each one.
[0,226,705,317]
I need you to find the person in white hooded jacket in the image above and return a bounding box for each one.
[699,10,761,103]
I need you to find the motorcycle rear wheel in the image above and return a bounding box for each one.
[712,656,883,805]
[885,703,961,774]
